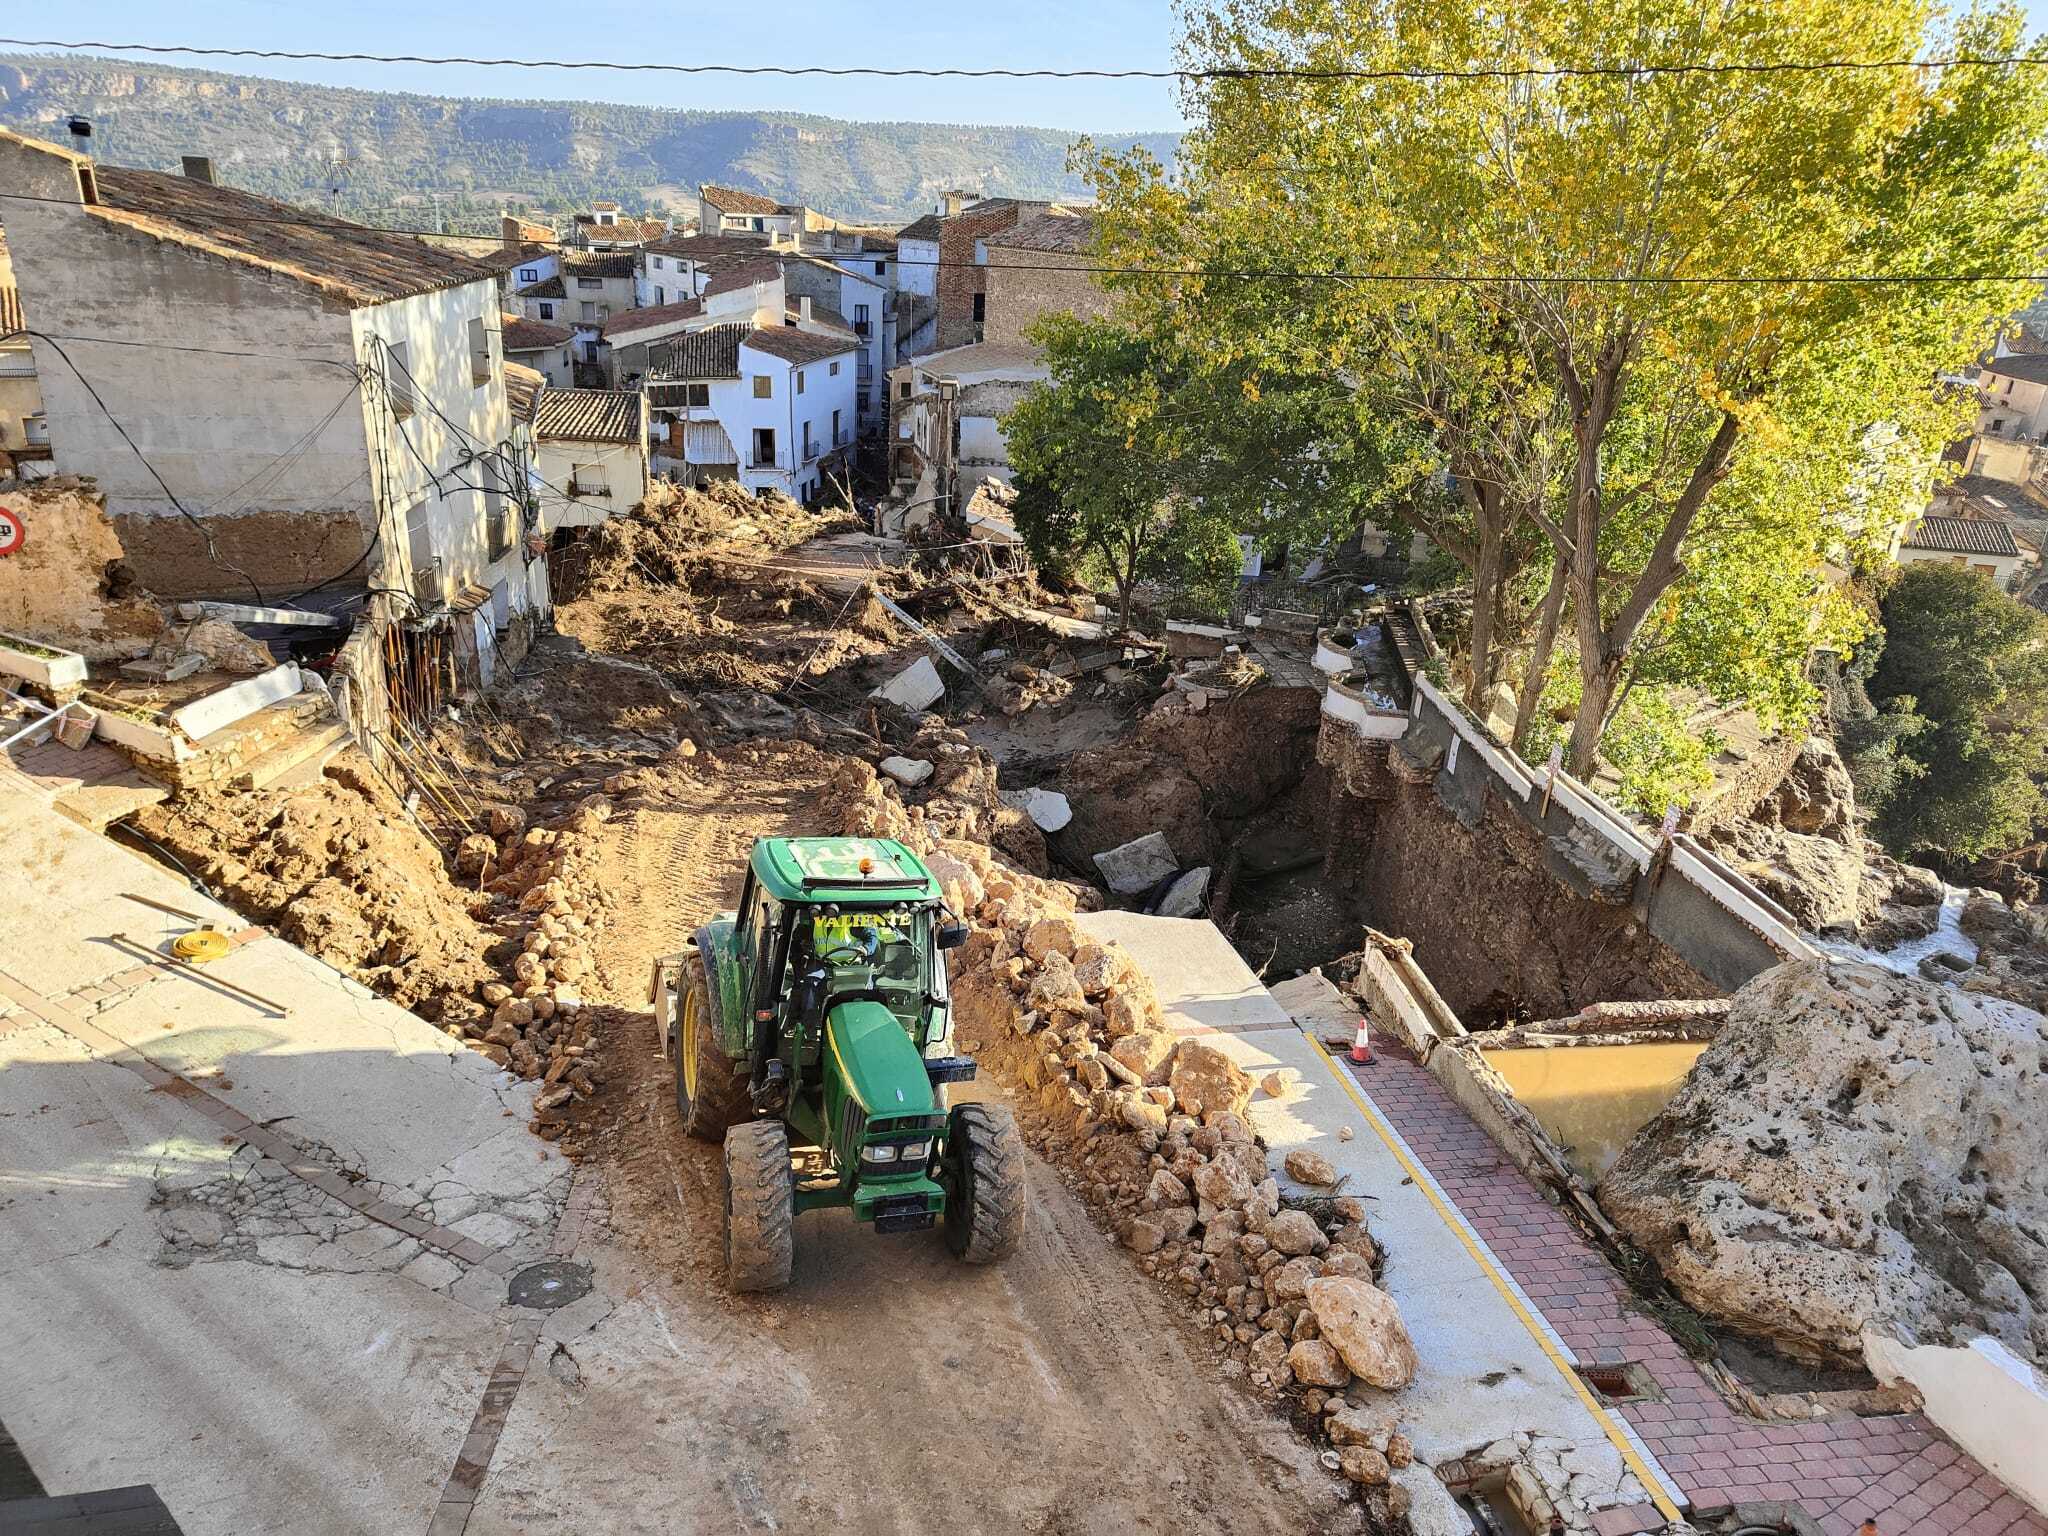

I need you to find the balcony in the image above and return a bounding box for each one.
[853,320,872,338]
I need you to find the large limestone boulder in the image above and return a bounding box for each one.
[1600,958,2048,1368]
[1305,1276,1418,1389]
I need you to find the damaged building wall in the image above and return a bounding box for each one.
[0,133,377,597]
[0,478,163,657]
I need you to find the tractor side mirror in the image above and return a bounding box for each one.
[937,922,971,951]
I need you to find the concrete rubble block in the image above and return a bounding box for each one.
[998,785,1074,833]
[878,755,935,787]
[870,656,945,713]
[1157,866,1212,918]
[1093,832,1180,895]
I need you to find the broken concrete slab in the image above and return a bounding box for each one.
[1093,831,1180,895]
[999,785,1073,833]
[879,756,935,788]
[1157,865,1211,918]
[871,656,945,713]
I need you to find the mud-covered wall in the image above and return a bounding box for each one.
[0,478,163,656]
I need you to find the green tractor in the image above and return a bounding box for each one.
[651,835,1026,1291]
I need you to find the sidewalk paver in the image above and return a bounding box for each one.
[1345,1045,2048,1536]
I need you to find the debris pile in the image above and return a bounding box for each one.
[1601,956,2048,1370]
[129,752,501,1011]
[937,838,1417,1457]
[442,787,622,1134]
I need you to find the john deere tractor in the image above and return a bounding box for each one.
[650,836,1026,1291]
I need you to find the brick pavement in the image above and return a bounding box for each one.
[1346,1045,2047,1536]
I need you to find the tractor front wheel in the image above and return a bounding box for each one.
[722,1120,794,1292]
[943,1102,1026,1264]
[675,958,749,1142]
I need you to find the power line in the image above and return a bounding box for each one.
[3,35,2047,82]
[0,190,2040,288]
[4,327,269,602]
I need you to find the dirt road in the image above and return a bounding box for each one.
[473,741,1352,1535]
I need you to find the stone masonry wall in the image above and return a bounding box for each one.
[982,248,1111,349]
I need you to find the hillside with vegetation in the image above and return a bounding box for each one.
[0,53,1178,229]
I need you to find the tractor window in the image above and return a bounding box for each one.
[808,908,929,1028]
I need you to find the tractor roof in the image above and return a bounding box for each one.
[752,837,940,905]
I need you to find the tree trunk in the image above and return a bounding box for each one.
[1511,547,1569,752]
[1464,510,1503,711]
[1569,646,1625,773]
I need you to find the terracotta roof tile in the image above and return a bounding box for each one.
[984,211,1095,254]
[602,297,705,338]
[648,323,749,381]
[502,313,572,350]
[87,159,492,305]
[701,184,792,216]
[1903,514,2022,558]
[745,326,857,366]
[534,387,642,444]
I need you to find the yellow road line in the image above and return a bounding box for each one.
[1303,1032,1686,1523]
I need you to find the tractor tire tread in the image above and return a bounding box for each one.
[947,1101,1026,1264]
[678,959,750,1142]
[723,1119,794,1292]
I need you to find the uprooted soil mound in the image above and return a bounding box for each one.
[1049,685,1326,872]
[131,751,501,1013]
[565,478,846,596]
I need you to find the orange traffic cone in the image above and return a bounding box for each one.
[1349,1017,1374,1064]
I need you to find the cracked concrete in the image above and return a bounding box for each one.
[0,793,574,1532]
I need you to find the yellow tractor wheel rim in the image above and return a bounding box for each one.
[171,929,232,963]
[681,984,700,1101]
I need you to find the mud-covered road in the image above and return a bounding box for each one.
[462,741,1351,1535]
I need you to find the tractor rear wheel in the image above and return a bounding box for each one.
[722,1119,795,1292]
[675,958,749,1142]
[943,1102,1026,1264]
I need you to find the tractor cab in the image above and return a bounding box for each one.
[652,835,1022,1292]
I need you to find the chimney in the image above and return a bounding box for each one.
[798,296,813,324]
[942,190,966,218]
[66,116,93,158]
[182,155,216,185]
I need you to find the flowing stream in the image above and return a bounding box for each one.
[1816,883,1978,975]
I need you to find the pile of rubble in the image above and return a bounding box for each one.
[909,835,1420,1498]
[131,753,501,1012]
[441,772,642,1134]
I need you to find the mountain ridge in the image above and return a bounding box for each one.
[0,53,1181,230]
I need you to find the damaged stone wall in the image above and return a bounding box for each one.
[1352,779,1713,1020]
[0,479,163,657]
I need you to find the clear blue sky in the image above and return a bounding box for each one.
[16,1,1188,131]
[18,0,2048,133]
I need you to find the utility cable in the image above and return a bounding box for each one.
[4,35,2046,82]
[6,328,269,603]
[0,190,2042,287]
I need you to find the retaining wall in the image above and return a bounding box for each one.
[1320,616,1817,998]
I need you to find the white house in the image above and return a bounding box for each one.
[883,341,1050,531]
[1894,512,2029,587]
[1964,350,2048,487]
[0,127,536,628]
[783,254,893,434]
[635,232,769,307]
[532,387,649,531]
[502,313,575,390]
[895,209,942,357]
[646,321,858,502]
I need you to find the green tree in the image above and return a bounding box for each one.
[1090,0,2048,774]
[1870,563,2048,859]
[1005,312,1375,628]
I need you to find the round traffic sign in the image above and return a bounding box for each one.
[0,504,23,557]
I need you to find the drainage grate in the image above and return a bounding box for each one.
[507,1260,593,1312]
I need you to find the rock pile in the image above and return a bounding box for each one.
[933,834,1420,1481]
[1601,957,2048,1369]
[441,792,619,1135]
